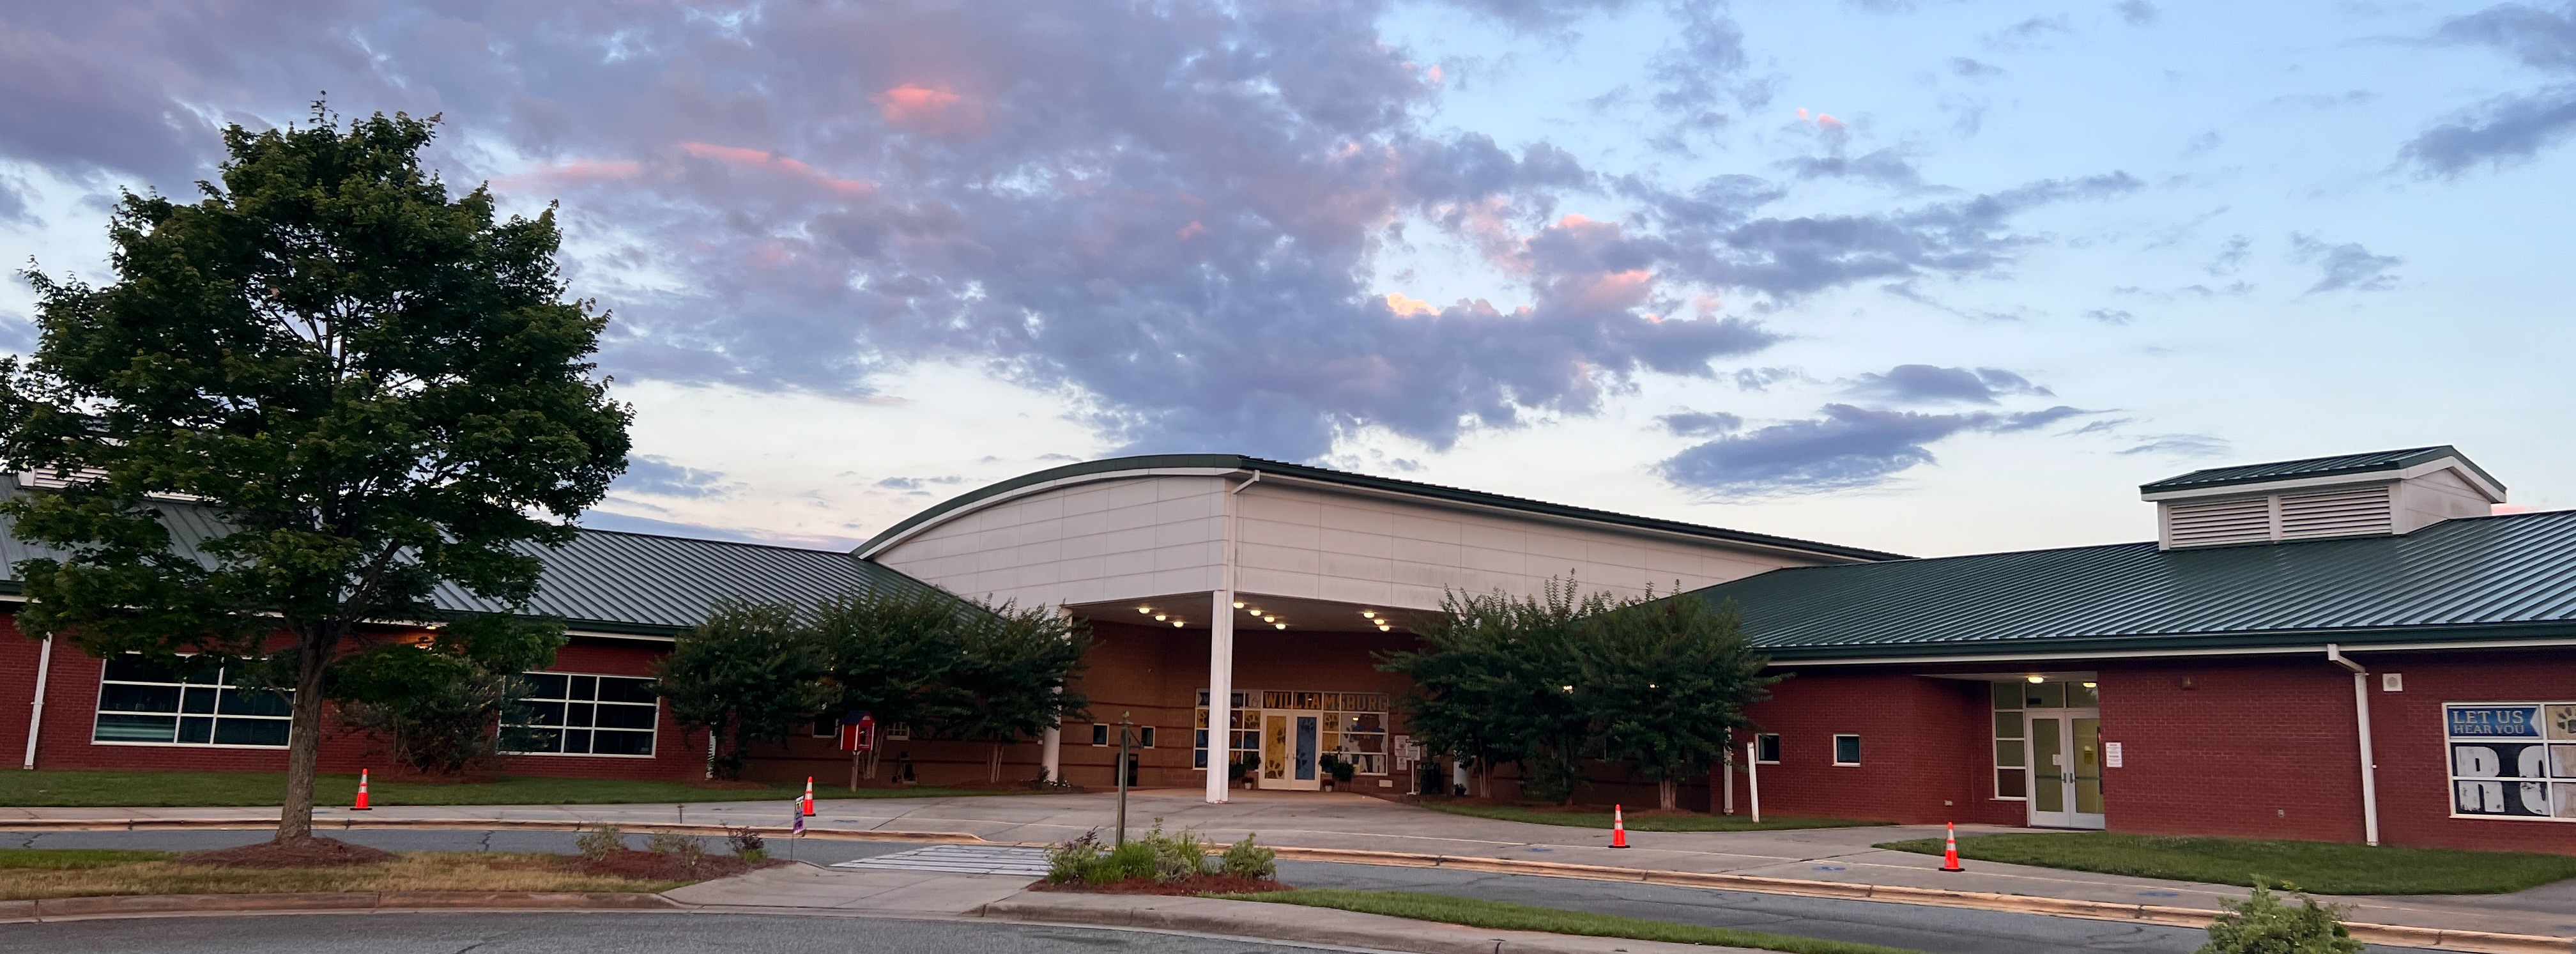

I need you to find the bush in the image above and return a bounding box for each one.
[1220,834,1278,880]
[575,824,625,860]
[725,826,767,862]
[1046,829,1107,883]
[1319,755,1356,784]
[647,832,707,868]
[2196,882,2363,954]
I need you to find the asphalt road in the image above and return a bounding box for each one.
[0,829,2442,954]
[0,912,1317,953]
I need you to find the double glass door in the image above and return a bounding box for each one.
[2028,711,2104,829]
[1261,714,1322,790]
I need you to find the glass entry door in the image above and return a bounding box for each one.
[1261,713,1321,790]
[2028,712,2105,828]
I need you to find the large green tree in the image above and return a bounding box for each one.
[923,604,1091,783]
[0,107,631,842]
[811,587,968,778]
[1577,593,1776,810]
[657,599,836,779]
[1380,581,1598,801]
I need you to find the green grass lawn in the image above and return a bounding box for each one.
[1218,889,1924,954]
[0,848,176,870]
[0,769,1009,808]
[1414,800,1885,833]
[1874,832,2576,895]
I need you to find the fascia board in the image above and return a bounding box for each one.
[1766,628,2576,667]
[1243,472,1886,565]
[2142,474,2400,502]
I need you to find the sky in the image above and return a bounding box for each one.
[3,1,2571,558]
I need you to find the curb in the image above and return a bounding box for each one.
[0,890,678,922]
[0,817,989,844]
[976,894,1742,954]
[1264,847,2575,954]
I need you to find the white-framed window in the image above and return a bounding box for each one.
[2445,702,2576,821]
[1193,690,1257,771]
[885,723,912,741]
[505,672,657,757]
[1990,682,2028,799]
[1091,723,1109,746]
[1138,726,1156,748]
[1832,734,1862,766]
[1754,733,1781,764]
[92,655,291,748]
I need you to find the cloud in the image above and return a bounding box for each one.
[1981,15,2073,52]
[616,455,732,499]
[1846,364,2052,404]
[2115,1,2159,26]
[2205,235,2251,275]
[2119,434,2230,457]
[2404,3,2576,174]
[0,1,2145,465]
[1657,403,2090,495]
[1949,58,2007,80]
[2288,233,2403,293]
[875,475,965,491]
[2084,308,2135,324]
[1781,148,1929,190]
[1657,410,1743,436]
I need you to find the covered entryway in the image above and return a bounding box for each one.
[1993,678,2106,829]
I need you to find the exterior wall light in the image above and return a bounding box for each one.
[2026,675,2045,683]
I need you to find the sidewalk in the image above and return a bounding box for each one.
[8,790,2571,942]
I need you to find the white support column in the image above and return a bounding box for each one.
[1043,608,1070,784]
[1205,589,1235,804]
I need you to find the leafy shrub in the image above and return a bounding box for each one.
[1091,841,1161,884]
[2196,882,2363,954]
[1219,834,1278,880]
[575,824,625,860]
[1143,824,1214,882]
[1046,829,1106,883]
[1046,824,1252,884]
[647,832,707,867]
[725,826,767,862]
[1319,755,1357,784]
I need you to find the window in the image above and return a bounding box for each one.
[2444,702,2576,821]
[1193,690,1257,771]
[1833,734,1862,766]
[1091,723,1108,746]
[1991,684,2027,799]
[885,723,912,741]
[1754,733,1781,764]
[1138,726,1156,748]
[93,656,291,748]
[505,673,657,757]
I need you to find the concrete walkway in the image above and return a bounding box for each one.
[10,790,2571,942]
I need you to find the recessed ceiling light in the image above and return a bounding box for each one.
[1233,601,1245,608]
[1155,614,1168,621]
[1361,610,1376,618]
[1273,622,1287,629]
[1172,620,1184,627]
[1137,607,1152,614]
[2027,675,2045,684]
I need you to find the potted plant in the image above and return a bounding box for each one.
[1231,755,1261,790]
[1319,754,1357,791]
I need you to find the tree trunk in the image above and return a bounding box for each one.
[1659,777,1679,811]
[987,742,1002,783]
[277,630,337,842]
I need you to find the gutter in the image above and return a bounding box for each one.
[20,636,50,770]
[2326,644,2382,847]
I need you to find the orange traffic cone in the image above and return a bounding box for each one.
[1609,803,1629,849]
[1939,821,1964,872]
[353,769,372,811]
[801,776,816,817]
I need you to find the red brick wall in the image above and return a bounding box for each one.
[1712,671,2009,825]
[0,613,704,781]
[2360,650,2576,852]
[2096,658,2366,842]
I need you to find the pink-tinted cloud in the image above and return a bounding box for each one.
[1381,292,1439,316]
[494,158,640,191]
[873,82,984,135]
[677,141,873,196]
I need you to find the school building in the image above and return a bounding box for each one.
[3,447,2570,853]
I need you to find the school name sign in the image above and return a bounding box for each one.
[2446,703,2576,821]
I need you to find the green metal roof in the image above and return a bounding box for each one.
[2139,445,2502,495]
[1,485,940,638]
[857,454,1906,563]
[1687,509,2576,661]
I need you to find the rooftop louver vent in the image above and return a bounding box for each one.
[2143,447,2502,551]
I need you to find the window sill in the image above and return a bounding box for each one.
[89,740,289,750]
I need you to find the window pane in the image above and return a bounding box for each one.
[181,687,218,714]
[2065,681,2099,707]
[515,701,567,727]
[1834,735,1862,765]
[516,728,564,753]
[1991,682,2022,711]
[813,715,838,737]
[105,656,183,684]
[568,676,597,701]
[521,673,568,700]
[218,688,292,717]
[99,684,181,714]
[597,677,657,704]
[1995,739,2025,768]
[1138,727,1156,748]
[592,730,654,756]
[94,713,178,742]
[562,728,593,753]
[213,718,289,747]
[1996,768,2027,798]
[565,702,596,728]
[1091,724,1108,746]
[179,716,213,744]
[594,704,656,730]
[2027,682,2064,708]
[1993,712,2023,739]
[1756,734,1781,762]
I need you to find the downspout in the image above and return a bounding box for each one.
[2325,644,2380,847]
[21,636,52,770]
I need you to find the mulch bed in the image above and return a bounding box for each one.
[568,849,780,881]
[1030,875,1292,896]
[177,837,400,869]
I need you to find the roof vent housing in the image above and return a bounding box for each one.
[2141,446,2504,550]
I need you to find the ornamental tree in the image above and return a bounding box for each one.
[0,107,631,842]
[1576,592,1776,810]
[811,587,970,778]
[922,604,1091,783]
[657,599,836,779]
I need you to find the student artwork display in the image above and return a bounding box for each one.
[2446,703,2576,820]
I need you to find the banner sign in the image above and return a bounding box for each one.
[2445,702,2575,822]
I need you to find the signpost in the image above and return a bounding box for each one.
[1115,712,1135,847]
[838,711,877,792]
